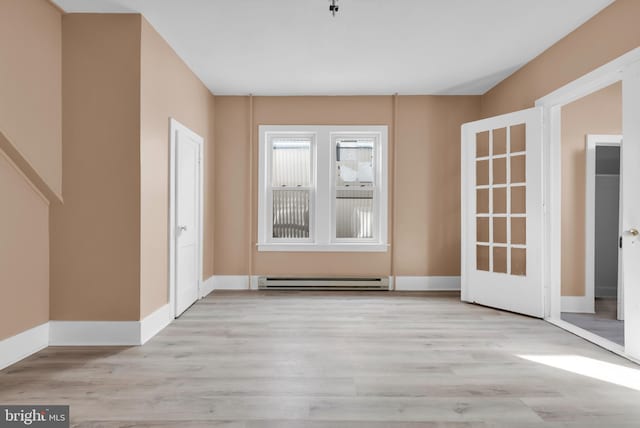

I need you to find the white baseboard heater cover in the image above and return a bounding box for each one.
[258,277,389,291]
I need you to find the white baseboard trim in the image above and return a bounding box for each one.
[561,296,595,313]
[50,303,173,346]
[200,276,216,298]
[212,275,256,290]
[49,320,140,346]
[140,303,172,344]
[0,323,49,371]
[394,276,461,291]
[2,306,174,369]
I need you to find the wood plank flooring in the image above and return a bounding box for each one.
[2,291,640,427]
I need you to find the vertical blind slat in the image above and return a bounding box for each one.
[335,189,373,239]
[273,189,309,239]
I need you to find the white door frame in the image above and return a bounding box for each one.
[583,135,623,318]
[169,118,204,318]
[535,47,640,361]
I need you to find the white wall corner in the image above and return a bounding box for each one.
[561,296,595,314]
[200,276,216,298]
[212,275,252,290]
[394,276,461,291]
[0,323,49,371]
[140,303,173,344]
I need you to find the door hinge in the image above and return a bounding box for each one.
[620,236,623,249]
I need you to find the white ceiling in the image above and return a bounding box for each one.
[52,0,614,95]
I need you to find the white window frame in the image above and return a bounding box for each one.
[258,125,388,252]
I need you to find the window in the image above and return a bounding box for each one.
[268,135,314,241]
[333,136,376,240]
[258,125,388,252]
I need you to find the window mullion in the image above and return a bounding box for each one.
[315,128,331,245]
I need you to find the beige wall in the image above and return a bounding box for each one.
[480,0,638,297]
[51,14,216,321]
[0,0,62,197]
[0,139,49,340]
[481,0,639,117]
[214,95,480,276]
[51,14,142,321]
[0,0,60,340]
[139,18,215,317]
[396,96,480,275]
[560,83,622,296]
[214,97,249,274]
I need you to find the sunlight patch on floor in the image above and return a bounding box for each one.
[518,354,640,391]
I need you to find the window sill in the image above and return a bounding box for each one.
[257,243,389,252]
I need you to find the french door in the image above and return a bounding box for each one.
[461,107,544,318]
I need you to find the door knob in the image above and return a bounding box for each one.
[629,228,639,237]
[178,225,187,232]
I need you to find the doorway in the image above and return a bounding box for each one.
[462,48,640,363]
[535,48,640,362]
[562,134,623,345]
[169,118,204,318]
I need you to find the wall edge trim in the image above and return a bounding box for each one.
[50,303,173,346]
[212,275,254,290]
[561,295,595,314]
[200,276,216,297]
[140,303,172,344]
[0,323,49,371]
[49,320,140,346]
[0,130,62,203]
[394,276,461,291]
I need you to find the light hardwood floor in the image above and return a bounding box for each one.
[2,291,640,427]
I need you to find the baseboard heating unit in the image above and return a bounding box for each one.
[258,277,389,291]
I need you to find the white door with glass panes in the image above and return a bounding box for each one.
[461,107,544,318]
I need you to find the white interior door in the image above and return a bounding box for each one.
[174,126,202,317]
[621,59,640,358]
[461,107,544,318]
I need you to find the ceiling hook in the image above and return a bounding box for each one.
[329,0,339,17]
